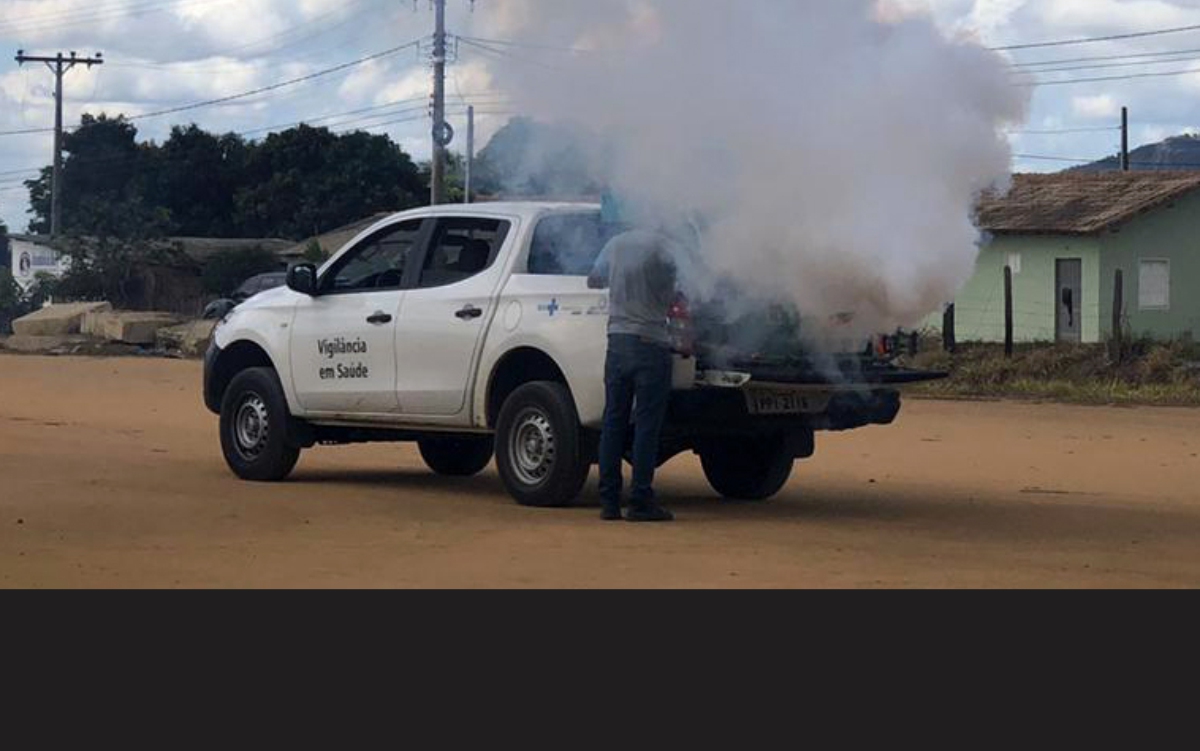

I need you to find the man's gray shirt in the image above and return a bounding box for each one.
[591,229,678,347]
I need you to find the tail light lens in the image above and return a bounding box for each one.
[874,335,894,358]
[668,293,695,357]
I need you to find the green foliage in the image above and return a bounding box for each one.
[23,118,427,240]
[232,125,425,239]
[302,239,328,263]
[0,221,9,269]
[50,235,186,310]
[0,265,21,310]
[905,341,1200,406]
[0,266,27,334]
[202,246,280,295]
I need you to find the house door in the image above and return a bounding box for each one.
[1056,259,1083,343]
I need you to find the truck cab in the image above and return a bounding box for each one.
[205,202,941,507]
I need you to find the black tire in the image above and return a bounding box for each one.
[495,382,590,508]
[419,436,494,477]
[699,436,795,501]
[219,367,301,482]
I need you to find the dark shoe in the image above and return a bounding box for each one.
[600,505,624,522]
[625,504,675,523]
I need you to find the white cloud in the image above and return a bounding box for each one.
[1073,94,1120,118]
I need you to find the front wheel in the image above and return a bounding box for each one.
[219,367,301,482]
[699,436,795,501]
[419,436,494,477]
[495,382,590,507]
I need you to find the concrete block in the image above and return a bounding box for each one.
[155,320,218,357]
[98,311,184,345]
[81,309,109,336]
[1,335,91,354]
[12,302,112,337]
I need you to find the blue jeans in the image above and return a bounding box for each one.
[599,334,673,509]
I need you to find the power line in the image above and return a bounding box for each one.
[1010,46,1200,69]
[0,125,55,137]
[455,35,594,54]
[1010,127,1122,135]
[1019,65,1200,87]
[457,37,563,71]
[106,0,379,73]
[992,24,1200,52]
[121,39,424,123]
[1011,55,1200,76]
[0,0,234,36]
[0,39,426,138]
[1013,154,1101,163]
[1014,153,1200,169]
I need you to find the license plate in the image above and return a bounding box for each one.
[745,390,826,416]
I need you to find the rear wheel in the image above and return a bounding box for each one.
[495,382,590,508]
[699,436,794,501]
[419,436,494,477]
[219,367,300,482]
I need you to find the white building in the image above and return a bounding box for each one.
[9,235,70,292]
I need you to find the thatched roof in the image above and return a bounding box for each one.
[977,172,1200,236]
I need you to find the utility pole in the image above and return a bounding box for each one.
[464,105,474,204]
[1121,106,1130,172]
[14,50,104,238]
[430,0,448,205]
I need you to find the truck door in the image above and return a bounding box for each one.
[394,217,513,419]
[290,219,428,415]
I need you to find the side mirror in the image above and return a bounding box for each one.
[287,263,318,296]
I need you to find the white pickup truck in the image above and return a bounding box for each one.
[204,202,942,507]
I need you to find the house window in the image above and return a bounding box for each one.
[1006,253,1022,275]
[1139,259,1170,311]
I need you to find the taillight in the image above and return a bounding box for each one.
[668,293,695,357]
[874,335,894,358]
[668,294,691,322]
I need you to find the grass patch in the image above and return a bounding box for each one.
[900,340,1200,407]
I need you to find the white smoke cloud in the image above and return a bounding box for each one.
[476,0,1028,337]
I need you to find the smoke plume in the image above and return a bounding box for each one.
[471,0,1028,338]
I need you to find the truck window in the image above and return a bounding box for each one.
[528,212,624,276]
[417,218,511,289]
[323,220,423,294]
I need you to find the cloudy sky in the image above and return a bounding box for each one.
[3,0,1200,232]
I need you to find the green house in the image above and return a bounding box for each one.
[945,172,1200,344]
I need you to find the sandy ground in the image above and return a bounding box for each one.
[1,354,1199,589]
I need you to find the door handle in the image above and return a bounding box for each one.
[456,305,484,321]
[367,312,393,325]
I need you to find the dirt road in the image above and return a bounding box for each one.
[1,354,1198,588]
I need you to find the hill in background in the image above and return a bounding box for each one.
[1071,134,1200,172]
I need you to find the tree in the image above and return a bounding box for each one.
[0,265,27,334]
[234,125,426,239]
[26,114,146,236]
[151,125,249,237]
[474,117,602,198]
[0,220,9,269]
[20,116,430,241]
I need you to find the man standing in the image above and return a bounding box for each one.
[590,227,678,523]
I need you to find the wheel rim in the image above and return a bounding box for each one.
[233,392,270,461]
[509,408,556,487]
